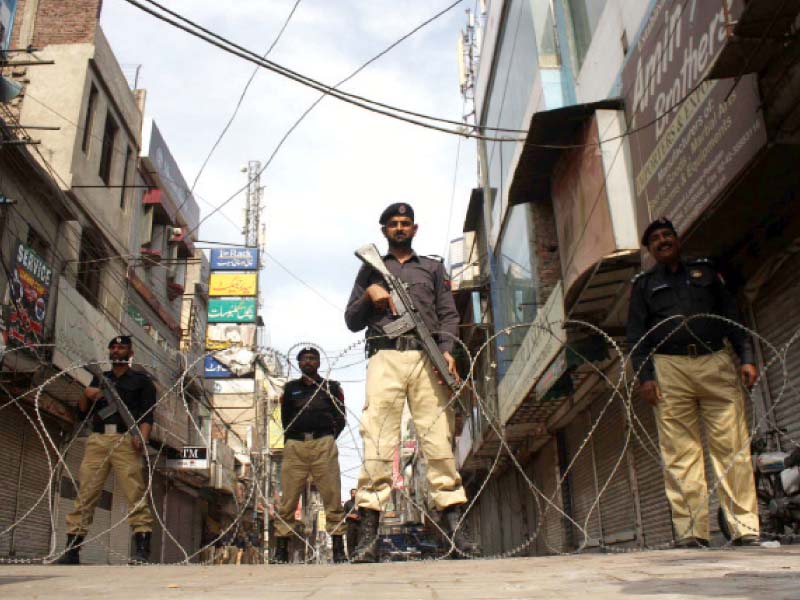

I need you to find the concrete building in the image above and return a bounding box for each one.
[453,0,800,555]
[0,0,214,563]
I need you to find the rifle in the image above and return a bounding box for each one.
[355,243,459,393]
[84,362,143,441]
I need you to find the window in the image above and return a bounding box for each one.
[120,146,132,209]
[81,85,98,154]
[98,111,118,185]
[26,227,50,259]
[564,0,607,72]
[533,0,560,68]
[76,232,103,307]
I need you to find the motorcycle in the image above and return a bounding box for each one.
[718,428,800,542]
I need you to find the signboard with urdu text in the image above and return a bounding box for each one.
[208,272,257,297]
[210,247,258,271]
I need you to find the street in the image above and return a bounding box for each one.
[1,547,798,599]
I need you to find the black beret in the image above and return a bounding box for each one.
[108,335,132,348]
[379,203,414,225]
[641,217,677,246]
[296,346,320,361]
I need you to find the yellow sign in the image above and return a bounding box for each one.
[268,406,284,450]
[208,272,257,297]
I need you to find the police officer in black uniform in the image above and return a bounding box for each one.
[58,335,156,564]
[272,347,347,563]
[626,218,760,547]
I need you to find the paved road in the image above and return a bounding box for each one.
[1,547,798,599]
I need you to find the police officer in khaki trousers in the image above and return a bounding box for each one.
[345,203,479,561]
[272,347,347,564]
[627,218,760,548]
[57,336,156,564]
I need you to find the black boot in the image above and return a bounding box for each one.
[130,532,151,564]
[55,534,84,565]
[271,537,289,564]
[442,504,480,558]
[352,509,380,563]
[331,535,346,563]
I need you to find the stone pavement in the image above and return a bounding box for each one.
[1,547,798,599]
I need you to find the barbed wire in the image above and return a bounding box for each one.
[1,312,799,565]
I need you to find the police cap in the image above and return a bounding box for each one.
[641,217,677,246]
[108,335,132,348]
[296,346,320,361]
[379,203,414,225]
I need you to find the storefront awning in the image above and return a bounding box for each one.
[508,98,623,206]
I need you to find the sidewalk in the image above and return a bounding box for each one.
[1,546,798,599]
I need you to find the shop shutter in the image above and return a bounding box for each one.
[533,438,565,555]
[564,410,602,549]
[54,436,115,564]
[753,252,800,446]
[629,391,674,546]
[590,393,637,546]
[0,406,26,557]
[13,409,61,558]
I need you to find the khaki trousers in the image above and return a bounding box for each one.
[274,435,345,537]
[653,350,759,540]
[356,349,467,512]
[66,433,154,535]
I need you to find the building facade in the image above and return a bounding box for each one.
[454,0,800,555]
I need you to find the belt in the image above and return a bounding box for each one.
[367,336,423,356]
[655,340,725,357]
[285,431,333,442]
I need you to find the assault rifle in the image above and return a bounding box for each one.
[355,243,459,393]
[84,362,143,442]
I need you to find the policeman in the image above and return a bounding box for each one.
[342,488,360,559]
[345,202,479,561]
[57,335,156,564]
[272,346,347,563]
[626,218,760,547]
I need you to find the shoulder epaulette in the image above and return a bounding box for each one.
[423,254,445,263]
[630,271,646,284]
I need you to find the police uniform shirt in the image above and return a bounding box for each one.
[83,368,157,433]
[280,377,345,438]
[626,259,754,382]
[344,252,459,353]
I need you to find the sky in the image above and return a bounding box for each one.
[100,0,479,495]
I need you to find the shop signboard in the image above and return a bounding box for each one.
[207,297,257,323]
[210,248,258,271]
[621,0,766,235]
[208,272,257,297]
[1,241,52,348]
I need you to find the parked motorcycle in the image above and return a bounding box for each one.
[718,429,800,542]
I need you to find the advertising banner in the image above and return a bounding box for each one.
[621,0,766,235]
[210,248,258,271]
[268,405,284,450]
[207,297,257,323]
[204,355,233,378]
[1,241,53,348]
[205,323,257,350]
[208,272,257,297]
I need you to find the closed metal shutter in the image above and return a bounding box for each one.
[163,487,196,563]
[590,393,637,546]
[54,436,115,564]
[630,391,674,546]
[13,409,61,558]
[533,438,565,555]
[564,410,602,549]
[0,404,61,559]
[753,252,800,446]
[0,405,26,557]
